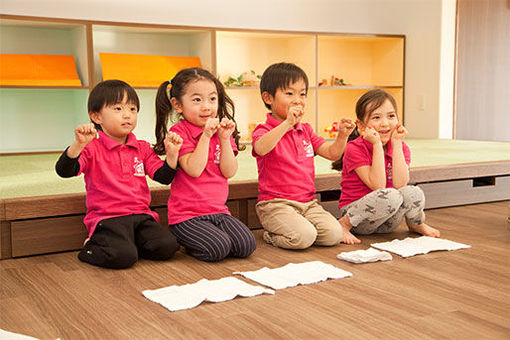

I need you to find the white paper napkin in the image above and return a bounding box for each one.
[337,248,393,263]
[234,261,352,290]
[143,277,274,312]
[371,236,471,258]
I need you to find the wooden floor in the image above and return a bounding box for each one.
[1,201,509,340]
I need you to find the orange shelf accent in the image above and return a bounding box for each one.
[0,54,82,86]
[99,53,201,87]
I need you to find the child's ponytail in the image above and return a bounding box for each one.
[154,80,172,155]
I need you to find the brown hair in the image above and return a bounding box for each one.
[259,62,309,110]
[331,89,398,171]
[153,67,243,155]
[88,79,140,131]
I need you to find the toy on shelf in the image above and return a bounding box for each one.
[224,70,261,87]
[318,75,350,87]
[330,75,348,86]
[324,122,340,138]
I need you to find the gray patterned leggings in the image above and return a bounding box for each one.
[339,185,426,235]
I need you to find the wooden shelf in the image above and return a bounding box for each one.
[0,15,405,153]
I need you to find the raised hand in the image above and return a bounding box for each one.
[337,118,356,138]
[203,118,219,138]
[74,123,97,146]
[218,117,236,140]
[361,126,381,145]
[164,131,183,156]
[285,104,304,127]
[391,124,408,141]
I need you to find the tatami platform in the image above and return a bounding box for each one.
[1,201,509,339]
[1,139,510,259]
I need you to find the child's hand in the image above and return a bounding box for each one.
[285,104,304,127]
[361,126,381,145]
[74,123,97,146]
[337,118,356,138]
[164,131,183,156]
[391,124,408,141]
[203,118,219,138]
[218,118,236,140]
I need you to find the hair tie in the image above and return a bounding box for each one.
[166,80,172,99]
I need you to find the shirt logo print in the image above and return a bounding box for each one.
[133,157,145,177]
[214,144,221,164]
[303,140,314,157]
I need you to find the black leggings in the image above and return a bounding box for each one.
[171,214,256,262]
[79,214,179,269]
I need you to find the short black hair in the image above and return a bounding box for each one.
[88,80,140,130]
[259,62,309,109]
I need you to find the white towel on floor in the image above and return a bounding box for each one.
[371,236,471,258]
[233,261,352,290]
[0,329,39,340]
[142,277,274,312]
[337,248,393,264]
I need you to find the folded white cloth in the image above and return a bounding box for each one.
[0,329,39,340]
[337,248,393,264]
[142,277,274,312]
[234,261,352,290]
[371,236,471,258]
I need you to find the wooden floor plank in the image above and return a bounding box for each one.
[1,201,509,339]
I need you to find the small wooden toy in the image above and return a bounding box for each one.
[330,76,347,86]
[324,121,340,138]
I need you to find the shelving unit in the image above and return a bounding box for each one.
[0,18,91,153]
[0,15,405,152]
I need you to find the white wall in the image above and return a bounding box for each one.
[0,0,454,139]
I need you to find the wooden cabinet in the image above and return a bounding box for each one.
[0,15,405,153]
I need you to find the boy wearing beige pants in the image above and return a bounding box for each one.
[252,63,355,249]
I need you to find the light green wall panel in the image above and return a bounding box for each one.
[0,89,89,153]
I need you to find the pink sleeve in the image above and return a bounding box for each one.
[304,123,326,152]
[343,141,371,174]
[140,141,164,179]
[170,123,196,157]
[403,141,411,166]
[251,124,269,157]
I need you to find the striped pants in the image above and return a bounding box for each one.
[170,214,256,262]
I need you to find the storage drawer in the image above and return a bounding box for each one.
[418,175,510,209]
[11,215,87,257]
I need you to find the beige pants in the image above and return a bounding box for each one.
[256,198,343,249]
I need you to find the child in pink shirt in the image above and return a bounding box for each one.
[333,89,441,244]
[154,67,256,262]
[56,80,181,269]
[252,62,355,249]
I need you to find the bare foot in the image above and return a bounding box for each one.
[408,223,441,238]
[338,215,361,244]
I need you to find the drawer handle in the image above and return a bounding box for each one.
[472,176,496,187]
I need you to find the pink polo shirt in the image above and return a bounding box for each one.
[252,113,326,203]
[339,136,411,209]
[78,131,163,237]
[167,120,238,225]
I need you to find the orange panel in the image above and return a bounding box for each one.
[99,53,201,87]
[0,54,81,86]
